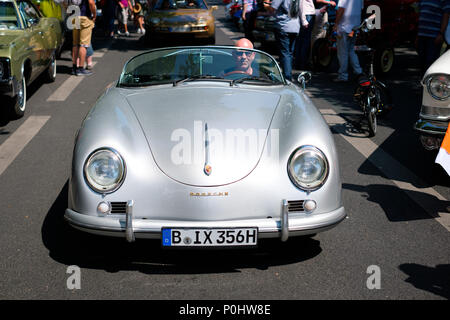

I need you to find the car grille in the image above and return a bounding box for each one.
[110,202,127,214]
[287,200,305,212]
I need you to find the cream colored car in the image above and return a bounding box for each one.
[415,50,450,150]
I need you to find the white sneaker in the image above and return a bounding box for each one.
[125,31,130,37]
[142,28,146,35]
[137,28,142,34]
[117,30,122,35]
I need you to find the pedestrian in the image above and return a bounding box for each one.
[264,0,300,81]
[103,0,117,37]
[71,0,97,76]
[295,0,316,70]
[242,0,258,42]
[117,0,132,36]
[332,0,363,82]
[416,0,450,74]
[132,0,146,34]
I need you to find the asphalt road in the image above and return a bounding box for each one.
[0,1,449,300]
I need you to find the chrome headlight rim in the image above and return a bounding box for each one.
[83,147,126,194]
[425,73,450,101]
[287,145,329,191]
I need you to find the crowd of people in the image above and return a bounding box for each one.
[241,0,450,82]
[41,0,450,79]
[65,0,150,76]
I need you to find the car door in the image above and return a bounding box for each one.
[16,0,47,79]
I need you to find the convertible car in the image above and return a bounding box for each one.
[0,0,62,118]
[65,46,346,247]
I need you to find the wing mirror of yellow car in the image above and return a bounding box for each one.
[211,5,218,10]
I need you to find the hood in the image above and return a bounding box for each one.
[424,49,450,78]
[153,10,210,24]
[0,32,19,48]
[125,85,281,186]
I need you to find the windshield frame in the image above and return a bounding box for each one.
[118,46,287,88]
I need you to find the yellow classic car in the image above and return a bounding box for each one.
[145,0,217,44]
[0,0,62,119]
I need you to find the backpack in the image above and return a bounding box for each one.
[289,0,299,18]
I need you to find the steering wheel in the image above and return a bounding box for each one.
[222,70,253,81]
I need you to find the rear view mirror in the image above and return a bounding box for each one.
[297,71,311,89]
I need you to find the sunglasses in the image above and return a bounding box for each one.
[234,51,251,57]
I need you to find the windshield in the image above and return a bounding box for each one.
[119,47,285,87]
[0,1,21,30]
[154,0,207,10]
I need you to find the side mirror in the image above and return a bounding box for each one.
[297,71,311,89]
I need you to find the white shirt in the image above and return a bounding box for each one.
[299,0,315,27]
[337,0,364,34]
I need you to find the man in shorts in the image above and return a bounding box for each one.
[72,0,96,75]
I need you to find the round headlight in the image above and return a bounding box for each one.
[426,74,450,100]
[151,17,160,25]
[84,148,125,193]
[288,146,329,191]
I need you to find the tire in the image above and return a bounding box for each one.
[365,94,377,137]
[45,53,57,83]
[312,38,333,71]
[10,73,26,119]
[375,46,394,75]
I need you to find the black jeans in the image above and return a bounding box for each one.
[417,36,442,74]
[243,11,257,43]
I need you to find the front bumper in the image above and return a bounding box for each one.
[414,118,448,136]
[65,205,346,243]
[146,26,213,40]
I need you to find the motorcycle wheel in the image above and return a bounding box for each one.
[365,94,377,137]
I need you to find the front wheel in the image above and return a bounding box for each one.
[365,95,377,137]
[45,53,57,83]
[10,74,26,119]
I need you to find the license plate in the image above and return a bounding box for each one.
[162,228,258,247]
[170,26,190,32]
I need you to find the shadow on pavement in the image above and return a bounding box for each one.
[42,181,323,274]
[399,263,450,299]
[342,183,450,222]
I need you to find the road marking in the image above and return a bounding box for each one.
[215,21,237,37]
[47,61,97,101]
[0,116,50,176]
[319,107,450,232]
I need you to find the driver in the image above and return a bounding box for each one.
[221,38,257,77]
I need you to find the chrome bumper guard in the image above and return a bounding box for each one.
[125,200,135,243]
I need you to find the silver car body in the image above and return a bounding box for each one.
[65,46,345,245]
[415,50,450,150]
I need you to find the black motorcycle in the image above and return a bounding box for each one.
[352,14,393,137]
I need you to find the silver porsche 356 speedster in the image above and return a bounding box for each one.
[65,46,346,247]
